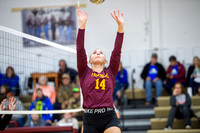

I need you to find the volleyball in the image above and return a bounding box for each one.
[90,0,105,4]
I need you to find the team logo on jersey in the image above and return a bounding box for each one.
[91,72,109,78]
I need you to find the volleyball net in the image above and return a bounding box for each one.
[0,25,83,115]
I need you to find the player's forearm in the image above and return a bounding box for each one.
[118,24,124,33]
[76,29,85,50]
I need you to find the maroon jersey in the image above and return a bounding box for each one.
[76,29,124,109]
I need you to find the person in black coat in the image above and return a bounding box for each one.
[58,59,78,83]
[164,83,195,130]
[186,56,200,95]
[0,97,17,131]
[141,53,166,105]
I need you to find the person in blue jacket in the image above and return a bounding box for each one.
[0,73,5,87]
[30,88,53,126]
[113,62,129,106]
[4,66,20,96]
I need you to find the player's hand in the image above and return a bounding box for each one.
[77,8,88,29]
[0,99,7,110]
[7,97,17,111]
[111,10,124,33]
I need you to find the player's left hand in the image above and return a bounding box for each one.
[111,10,124,26]
[111,10,124,33]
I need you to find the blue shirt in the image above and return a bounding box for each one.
[0,73,5,87]
[116,69,129,85]
[171,65,178,82]
[30,96,53,121]
[4,75,20,89]
[148,65,158,81]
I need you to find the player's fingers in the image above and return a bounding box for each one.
[111,12,116,20]
[114,10,117,17]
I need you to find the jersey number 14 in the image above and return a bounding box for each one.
[95,79,105,90]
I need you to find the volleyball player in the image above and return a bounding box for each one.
[77,8,124,133]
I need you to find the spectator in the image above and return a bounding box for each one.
[186,56,200,95]
[56,112,79,130]
[24,113,46,127]
[113,62,129,106]
[35,17,42,38]
[26,15,34,36]
[0,73,5,87]
[32,75,56,104]
[0,97,17,131]
[43,16,49,40]
[50,15,56,41]
[57,74,74,109]
[0,85,10,102]
[30,88,53,126]
[4,92,25,127]
[141,53,166,105]
[59,59,78,83]
[4,66,20,96]
[165,56,186,95]
[67,88,82,120]
[164,83,195,130]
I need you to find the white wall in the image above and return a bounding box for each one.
[0,0,200,90]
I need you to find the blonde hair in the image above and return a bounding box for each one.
[38,75,48,85]
[193,56,200,69]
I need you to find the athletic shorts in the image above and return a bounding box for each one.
[83,108,120,133]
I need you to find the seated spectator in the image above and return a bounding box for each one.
[187,56,200,95]
[164,56,186,95]
[56,112,79,130]
[0,97,16,131]
[58,74,74,109]
[0,73,5,87]
[30,88,53,126]
[59,59,78,83]
[32,75,56,104]
[4,92,25,127]
[141,53,166,105]
[24,113,46,127]
[113,62,129,106]
[67,88,82,120]
[0,85,10,102]
[164,83,195,130]
[4,66,20,96]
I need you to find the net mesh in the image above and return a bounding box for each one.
[0,26,83,115]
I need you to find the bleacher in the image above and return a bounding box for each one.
[147,96,200,133]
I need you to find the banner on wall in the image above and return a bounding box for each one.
[22,6,77,47]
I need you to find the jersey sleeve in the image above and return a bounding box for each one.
[76,29,88,79]
[108,32,124,78]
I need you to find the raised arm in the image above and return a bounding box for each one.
[76,9,89,79]
[108,10,124,78]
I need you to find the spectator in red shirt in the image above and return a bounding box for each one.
[164,56,186,95]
